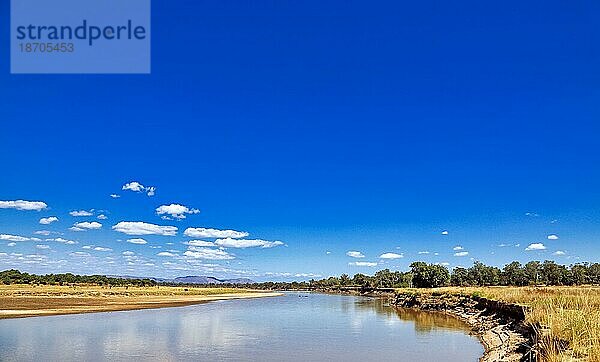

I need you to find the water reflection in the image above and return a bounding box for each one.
[0,293,482,362]
[355,297,471,333]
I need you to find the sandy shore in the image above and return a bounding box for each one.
[0,285,282,319]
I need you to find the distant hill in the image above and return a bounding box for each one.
[107,274,254,284]
[173,276,255,284]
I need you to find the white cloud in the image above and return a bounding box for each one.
[184,227,248,239]
[93,247,112,252]
[0,234,41,242]
[215,238,284,249]
[127,238,148,245]
[71,221,102,231]
[186,240,215,247]
[525,212,540,217]
[112,221,177,236]
[0,200,47,211]
[7,242,16,247]
[122,181,145,192]
[553,250,566,256]
[379,252,403,259]
[157,252,175,257]
[156,204,200,220]
[36,244,50,249]
[453,246,464,251]
[39,216,58,225]
[46,237,77,245]
[346,251,365,258]
[183,247,235,260]
[418,251,430,254]
[294,273,322,278]
[122,181,156,196]
[547,234,559,240]
[110,194,120,198]
[70,210,93,217]
[70,251,91,257]
[97,214,108,220]
[454,251,469,257]
[122,251,135,256]
[349,261,378,267]
[526,243,546,251]
[441,230,449,235]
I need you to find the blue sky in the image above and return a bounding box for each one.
[1,1,599,280]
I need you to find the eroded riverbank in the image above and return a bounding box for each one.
[392,292,534,362]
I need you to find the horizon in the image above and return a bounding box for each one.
[2,0,600,281]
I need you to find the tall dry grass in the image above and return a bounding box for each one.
[400,286,600,362]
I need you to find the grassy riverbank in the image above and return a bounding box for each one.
[395,286,600,362]
[0,284,281,319]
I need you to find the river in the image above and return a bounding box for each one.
[0,292,483,361]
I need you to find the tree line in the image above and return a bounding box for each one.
[247,260,600,290]
[0,269,157,287]
[2,260,599,289]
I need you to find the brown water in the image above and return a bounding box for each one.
[0,292,483,361]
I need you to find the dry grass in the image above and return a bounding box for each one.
[0,284,279,318]
[396,286,600,362]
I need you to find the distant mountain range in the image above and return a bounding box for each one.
[107,274,255,284]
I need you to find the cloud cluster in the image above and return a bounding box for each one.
[156,204,200,220]
[454,251,469,257]
[183,247,235,260]
[186,240,215,247]
[70,210,93,217]
[39,216,59,225]
[83,245,112,252]
[0,234,41,242]
[379,252,403,259]
[184,227,248,239]
[46,237,78,245]
[157,252,176,257]
[126,238,148,245]
[214,238,284,249]
[0,200,47,211]
[70,221,102,231]
[547,234,559,240]
[112,221,177,236]
[349,261,377,267]
[122,181,155,196]
[526,243,546,251]
[346,251,365,258]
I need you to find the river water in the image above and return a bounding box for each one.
[0,292,483,361]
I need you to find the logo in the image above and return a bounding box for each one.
[11,0,151,74]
